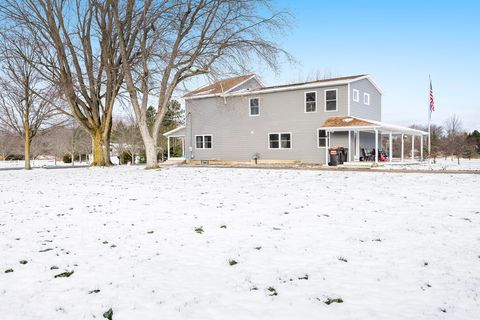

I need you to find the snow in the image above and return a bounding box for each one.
[1,166,479,320]
[381,158,480,171]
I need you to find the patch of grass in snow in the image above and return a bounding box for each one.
[338,257,348,263]
[39,248,53,252]
[254,246,262,250]
[195,227,204,234]
[50,266,59,270]
[220,225,227,229]
[54,271,74,278]
[147,231,154,234]
[323,297,343,305]
[228,259,238,266]
[298,274,309,280]
[89,289,101,294]
[4,269,13,273]
[19,260,28,264]
[267,287,278,296]
[103,308,113,320]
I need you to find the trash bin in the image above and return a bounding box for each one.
[338,147,348,164]
[328,148,339,166]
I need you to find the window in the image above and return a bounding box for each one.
[325,89,337,111]
[353,89,359,102]
[249,98,259,116]
[269,133,291,149]
[318,129,329,148]
[364,93,370,105]
[195,135,212,149]
[305,91,316,112]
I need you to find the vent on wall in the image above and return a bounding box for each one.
[201,160,209,165]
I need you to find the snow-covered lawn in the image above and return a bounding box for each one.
[1,167,479,320]
[381,158,480,171]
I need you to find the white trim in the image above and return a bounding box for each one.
[347,83,351,115]
[249,97,260,116]
[363,92,370,105]
[224,74,257,94]
[349,75,384,94]
[268,132,292,150]
[324,88,338,112]
[352,89,359,102]
[185,76,368,100]
[194,134,213,149]
[316,128,330,148]
[304,91,317,113]
[163,126,186,137]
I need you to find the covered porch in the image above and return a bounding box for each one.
[320,117,429,165]
[163,126,186,160]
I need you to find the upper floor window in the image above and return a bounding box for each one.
[249,98,259,116]
[364,93,370,105]
[269,132,291,149]
[305,91,316,112]
[353,89,359,102]
[325,89,337,112]
[195,135,212,149]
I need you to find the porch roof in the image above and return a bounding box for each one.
[163,126,186,137]
[320,116,428,136]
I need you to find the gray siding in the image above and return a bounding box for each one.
[185,84,352,164]
[349,78,381,121]
[229,77,262,93]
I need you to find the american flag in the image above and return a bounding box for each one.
[429,78,435,112]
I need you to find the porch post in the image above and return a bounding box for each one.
[374,129,379,163]
[167,136,171,160]
[401,134,404,162]
[325,130,329,165]
[389,132,393,163]
[411,135,415,161]
[348,130,351,162]
[355,130,360,161]
[420,135,424,161]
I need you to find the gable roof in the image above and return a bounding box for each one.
[184,74,256,98]
[184,74,382,100]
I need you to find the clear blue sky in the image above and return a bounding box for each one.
[256,0,480,131]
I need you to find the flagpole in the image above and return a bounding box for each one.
[428,75,431,166]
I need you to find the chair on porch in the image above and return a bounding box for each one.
[361,148,373,161]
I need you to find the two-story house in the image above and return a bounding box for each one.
[164,74,427,165]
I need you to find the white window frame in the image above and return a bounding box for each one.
[195,135,213,149]
[364,93,370,105]
[353,89,359,102]
[304,91,317,113]
[249,97,260,116]
[268,132,292,150]
[317,129,330,148]
[324,88,338,112]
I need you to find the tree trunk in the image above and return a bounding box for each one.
[91,130,112,166]
[24,134,31,170]
[145,142,158,169]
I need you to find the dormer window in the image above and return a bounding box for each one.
[249,98,259,116]
[305,91,316,112]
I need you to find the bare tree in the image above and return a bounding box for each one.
[0,32,58,169]
[112,115,144,164]
[0,0,137,166]
[0,131,21,160]
[48,123,91,165]
[443,114,465,164]
[111,0,291,168]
